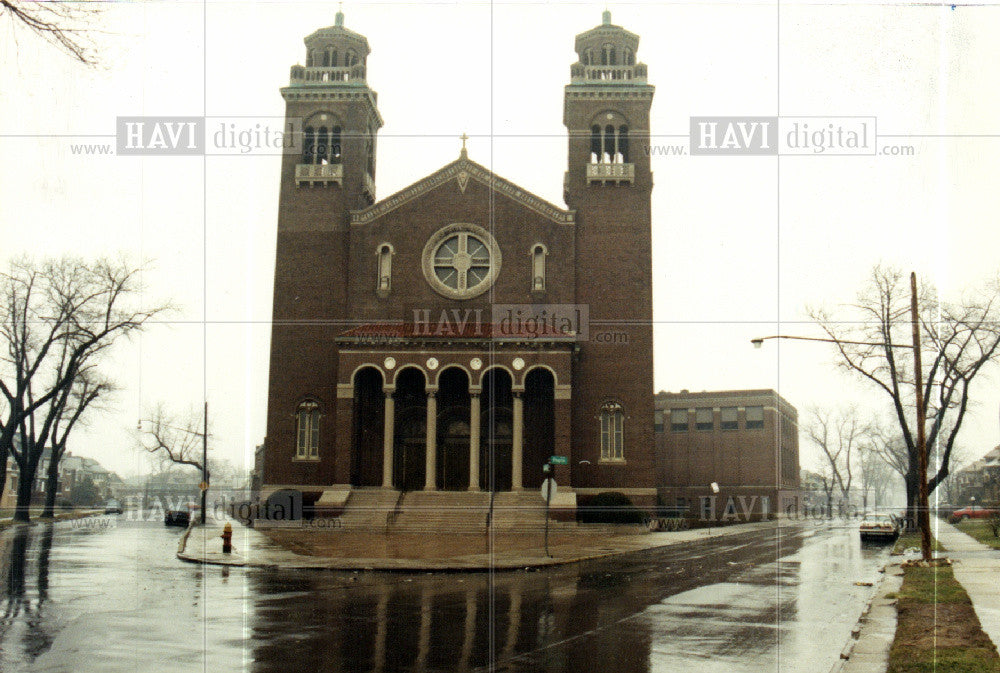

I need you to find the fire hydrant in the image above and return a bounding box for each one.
[221,522,233,554]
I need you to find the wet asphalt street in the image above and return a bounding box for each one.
[0,517,891,673]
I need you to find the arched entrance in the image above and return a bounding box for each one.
[393,368,427,491]
[481,368,513,491]
[351,367,384,487]
[437,368,470,490]
[523,368,555,489]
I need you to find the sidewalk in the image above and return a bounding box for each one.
[933,519,1000,649]
[177,518,799,571]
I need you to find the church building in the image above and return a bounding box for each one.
[261,10,657,523]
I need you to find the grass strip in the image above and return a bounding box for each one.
[954,520,1000,550]
[888,562,1000,672]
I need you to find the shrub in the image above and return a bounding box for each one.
[578,491,648,524]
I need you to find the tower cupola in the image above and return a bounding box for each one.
[570,11,646,83]
[290,10,372,85]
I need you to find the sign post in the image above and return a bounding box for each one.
[541,464,557,558]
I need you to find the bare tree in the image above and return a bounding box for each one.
[139,405,209,479]
[858,442,895,513]
[39,369,114,518]
[806,406,871,514]
[0,257,163,521]
[0,0,102,65]
[810,264,1000,528]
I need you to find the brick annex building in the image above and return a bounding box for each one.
[655,390,800,521]
[260,11,657,521]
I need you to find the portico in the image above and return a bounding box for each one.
[335,324,575,492]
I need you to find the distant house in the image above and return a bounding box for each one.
[33,450,121,505]
[0,455,17,511]
[954,446,1000,504]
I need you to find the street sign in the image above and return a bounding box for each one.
[541,478,557,501]
[199,481,209,491]
[549,455,568,465]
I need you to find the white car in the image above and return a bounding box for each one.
[859,514,899,541]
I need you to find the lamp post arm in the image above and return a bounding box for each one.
[751,334,912,349]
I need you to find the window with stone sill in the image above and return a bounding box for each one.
[695,407,713,431]
[295,400,321,460]
[720,406,738,431]
[670,408,688,432]
[600,401,624,462]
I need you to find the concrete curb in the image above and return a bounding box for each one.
[834,562,903,673]
[176,519,800,572]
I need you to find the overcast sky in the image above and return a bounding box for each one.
[2,0,999,478]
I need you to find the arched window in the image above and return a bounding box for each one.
[296,400,321,459]
[366,124,376,177]
[331,126,342,163]
[316,126,329,164]
[531,244,546,291]
[584,48,595,66]
[623,47,635,66]
[321,49,330,67]
[376,243,393,295]
[329,49,338,67]
[590,125,602,164]
[303,126,316,164]
[346,50,357,66]
[618,125,629,163]
[604,124,616,163]
[602,44,616,66]
[307,49,316,67]
[600,401,624,461]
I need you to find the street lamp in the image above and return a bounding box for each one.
[752,272,932,561]
[137,401,209,525]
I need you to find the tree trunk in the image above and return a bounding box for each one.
[13,460,37,523]
[41,455,60,518]
[904,470,918,531]
[0,442,8,506]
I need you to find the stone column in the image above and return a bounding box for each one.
[512,392,524,490]
[381,392,395,489]
[468,393,481,491]
[424,391,437,491]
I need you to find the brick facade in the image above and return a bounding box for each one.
[655,390,800,521]
[263,11,657,512]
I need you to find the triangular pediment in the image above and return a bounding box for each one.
[350,155,575,226]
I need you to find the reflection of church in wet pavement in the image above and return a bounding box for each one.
[261,10,658,525]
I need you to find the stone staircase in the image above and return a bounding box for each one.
[489,491,575,533]
[337,488,402,531]
[389,491,491,534]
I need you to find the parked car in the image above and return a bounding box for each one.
[933,503,959,521]
[165,503,200,527]
[104,499,123,515]
[948,505,998,523]
[859,514,900,541]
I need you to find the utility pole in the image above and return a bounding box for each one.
[911,272,931,561]
[201,401,208,525]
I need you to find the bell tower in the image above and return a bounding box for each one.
[563,12,657,499]
[264,10,383,493]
